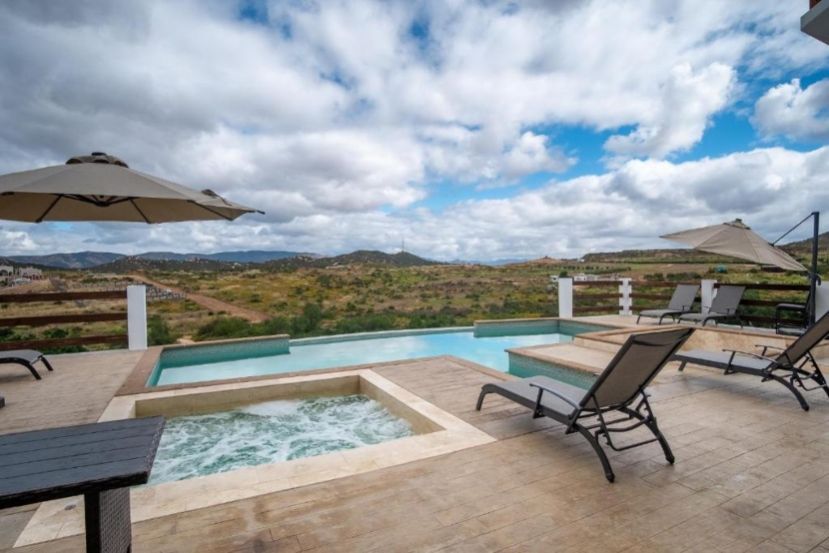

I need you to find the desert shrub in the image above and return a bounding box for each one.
[291,303,323,335]
[333,313,396,334]
[39,327,85,353]
[148,315,178,346]
[259,316,291,335]
[195,317,254,340]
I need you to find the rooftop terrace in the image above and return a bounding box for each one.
[1,317,829,552]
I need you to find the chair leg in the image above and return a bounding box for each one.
[804,363,829,399]
[18,361,41,380]
[39,357,54,372]
[625,407,674,464]
[636,315,641,324]
[571,424,615,483]
[475,388,491,411]
[677,361,687,372]
[766,374,810,411]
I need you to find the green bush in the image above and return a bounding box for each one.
[148,315,178,346]
[333,313,396,334]
[195,317,254,340]
[291,303,323,336]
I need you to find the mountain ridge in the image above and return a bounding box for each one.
[90,250,440,272]
[6,250,315,269]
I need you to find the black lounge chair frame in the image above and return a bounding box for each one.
[775,290,811,336]
[0,350,54,380]
[674,311,829,411]
[679,284,745,327]
[636,284,699,324]
[477,328,694,482]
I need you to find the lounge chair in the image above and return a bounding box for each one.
[636,284,699,324]
[674,310,829,410]
[678,284,745,327]
[775,290,810,336]
[476,328,694,482]
[0,350,54,380]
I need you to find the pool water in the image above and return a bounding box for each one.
[149,394,412,484]
[150,322,609,386]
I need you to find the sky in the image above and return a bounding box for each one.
[0,0,828,261]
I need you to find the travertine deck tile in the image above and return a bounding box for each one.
[2,331,829,552]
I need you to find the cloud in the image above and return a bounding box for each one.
[605,63,736,159]
[753,78,829,142]
[4,146,826,261]
[0,0,827,259]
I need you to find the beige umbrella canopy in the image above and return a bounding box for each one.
[661,219,807,272]
[0,152,263,223]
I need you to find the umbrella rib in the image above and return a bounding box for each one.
[188,200,234,221]
[35,195,63,223]
[66,194,131,207]
[129,199,152,224]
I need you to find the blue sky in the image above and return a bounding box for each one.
[0,1,828,260]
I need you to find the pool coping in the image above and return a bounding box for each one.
[118,317,614,396]
[505,323,809,378]
[16,367,496,547]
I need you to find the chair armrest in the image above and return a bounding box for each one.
[529,382,580,409]
[721,349,778,364]
[756,344,784,356]
[755,344,783,351]
[775,303,806,312]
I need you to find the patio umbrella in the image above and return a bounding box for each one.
[660,219,807,272]
[0,152,263,223]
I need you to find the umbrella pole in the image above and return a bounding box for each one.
[810,211,819,326]
[774,211,821,326]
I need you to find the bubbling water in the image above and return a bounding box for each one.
[149,394,413,485]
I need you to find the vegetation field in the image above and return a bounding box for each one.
[0,244,818,352]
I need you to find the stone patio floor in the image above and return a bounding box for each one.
[1,323,829,552]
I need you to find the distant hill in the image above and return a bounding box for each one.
[263,250,440,271]
[90,250,439,273]
[4,250,314,269]
[779,231,829,258]
[579,231,826,266]
[94,256,238,273]
[7,251,123,269]
[135,250,316,264]
[315,250,440,268]
[450,257,532,266]
[582,248,750,264]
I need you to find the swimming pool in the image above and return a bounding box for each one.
[149,320,609,387]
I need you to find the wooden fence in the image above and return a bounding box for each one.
[572,279,810,328]
[571,280,622,316]
[0,291,128,352]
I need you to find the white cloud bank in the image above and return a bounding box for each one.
[754,78,829,142]
[0,0,826,259]
[5,145,827,261]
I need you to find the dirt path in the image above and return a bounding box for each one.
[129,274,269,323]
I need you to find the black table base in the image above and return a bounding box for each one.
[0,417,164,553]
[85,488,132,553]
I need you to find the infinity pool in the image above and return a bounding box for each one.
[149,321,608,387]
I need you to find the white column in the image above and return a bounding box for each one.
[558,277,573,318]
[701,279,717,315]
[815,281,829,321]
[619,278,632,316]
[127,285,148,350]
